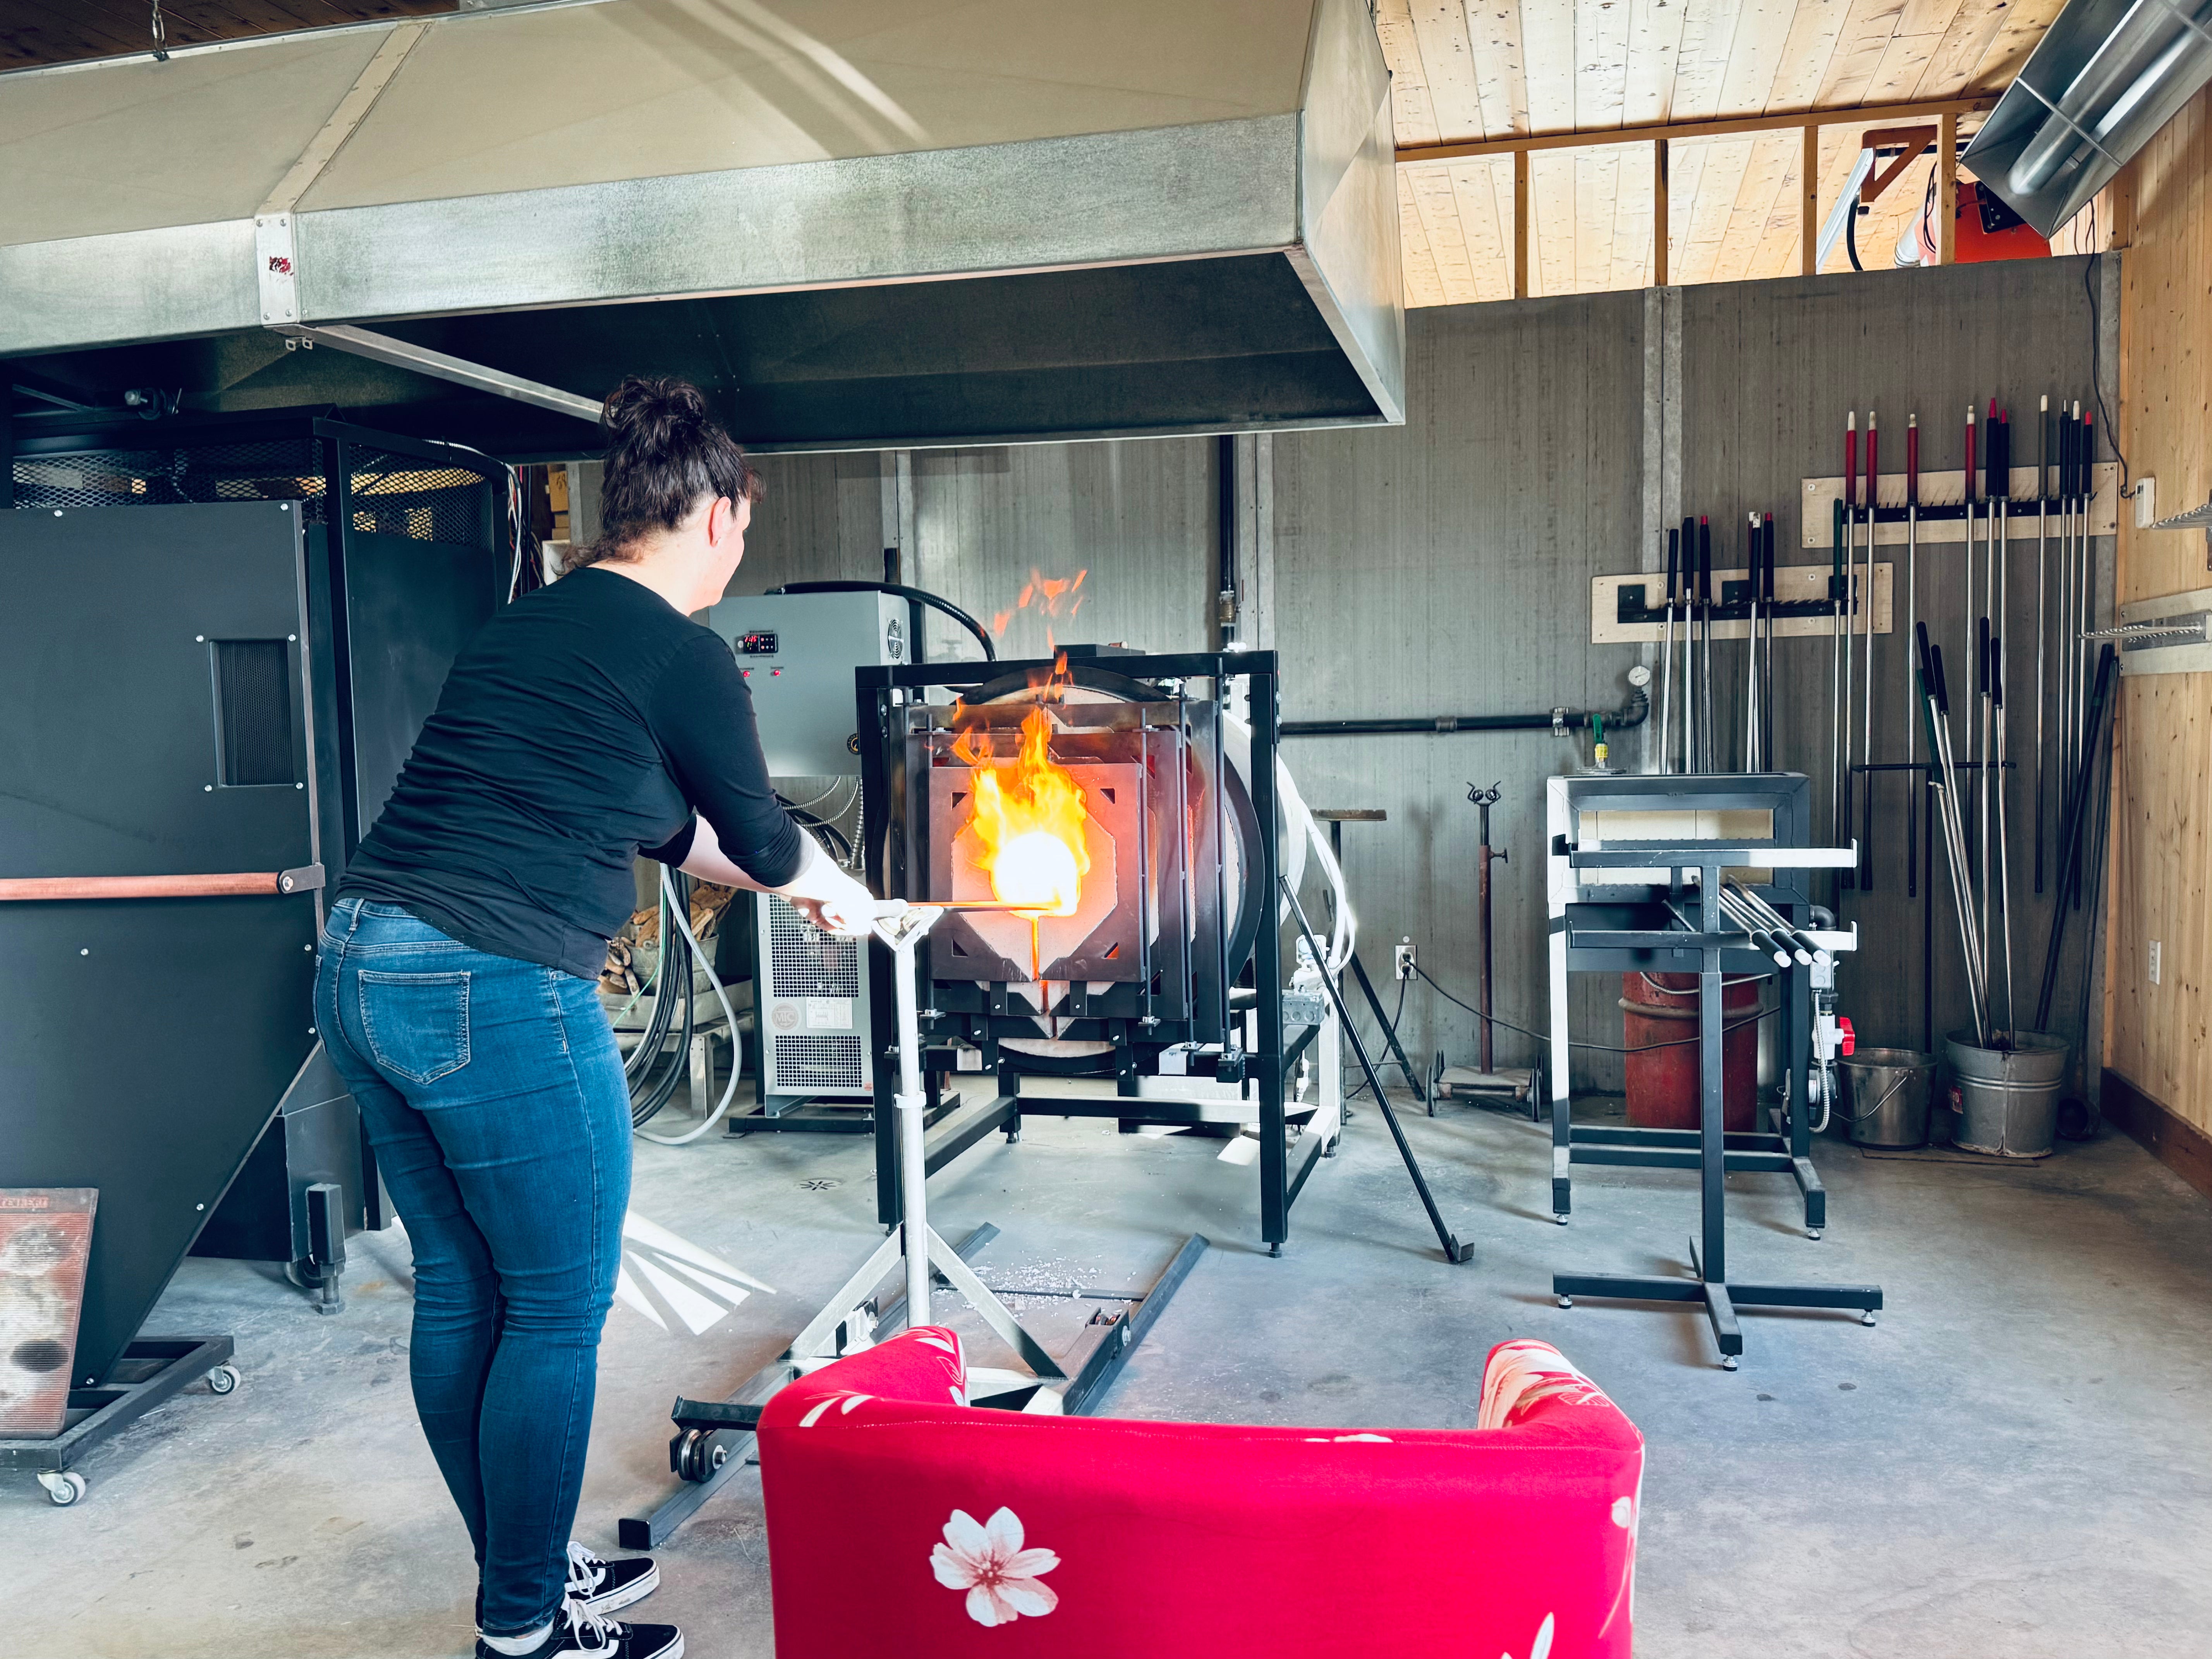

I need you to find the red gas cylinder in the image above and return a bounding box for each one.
[1620,972,1759,1132]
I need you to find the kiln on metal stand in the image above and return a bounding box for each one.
[623,902,1204,1548]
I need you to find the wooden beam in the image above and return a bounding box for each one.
[1802,124,1818,276]
[1395,93,2000,166]
[1653,139,1669,288]
[1513,149,1530,300]
[1938,110,1958,265]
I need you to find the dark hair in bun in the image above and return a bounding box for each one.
[568,375,764,572]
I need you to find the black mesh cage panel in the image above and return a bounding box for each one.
[213,640,295,787]
[11,440,326,518]
[9,431,500,550]
[342,445,494,547]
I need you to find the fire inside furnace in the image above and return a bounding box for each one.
[951,681,1092,922]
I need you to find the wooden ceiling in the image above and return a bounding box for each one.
[1384,0,2066,306]
[0,2,453,72]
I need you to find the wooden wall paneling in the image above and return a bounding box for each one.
[1801,121,1820,275]
[1653,139,1671,286]
[1673,0,1750,123]
[1971,0,2069,92]
[1398,168,1449,306]
[1578,0,1635,129]
[1376,0,1444,146]
[1766,0,1856,110]
[2107,677,2212,1133]
[1623,0,1692,126]
[1938,109,1957,262]
[1714,0,1802,116]
[1668,136,1711,279]
[1521,0,1577,132]
[1711,129,1797,283]
[1678,137,1757,283]
[1862,0,1967,103]
[1451,157,1516,302]
[1468,0,1532,139]
[1815,0,1914,105]
[1916,0,2013,96]
[1410,0,1486,137]
[1611,141,1658,289]
[1579,149,1622,291]
[1409,163,1482,303]
[1533,149,1577,295]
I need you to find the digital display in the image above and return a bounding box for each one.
[737,631,780,656]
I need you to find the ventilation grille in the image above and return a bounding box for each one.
[768,898,860,1000]
[213,640,295,786]
[773,1034,866,1092]
[12,440,325,517]
[343,445,493,547]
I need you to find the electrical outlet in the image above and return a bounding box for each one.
[2149,939,2163,986]
[1394,939,1416,981]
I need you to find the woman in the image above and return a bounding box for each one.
[315,378,874,1659]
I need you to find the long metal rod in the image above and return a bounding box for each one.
[1993,658,2016,1039]
[1699,518,1715,772]
[275,324,606,422]
[1280,878,1465,1263]
[1905,412,1920,898]
[1860,411,1878,886]
[1660,529,1678,773]
[2034,395,2049,894]
[1830,498,1846,842]
[1841,414,1857,882]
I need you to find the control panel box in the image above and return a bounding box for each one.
[702,590,907,776]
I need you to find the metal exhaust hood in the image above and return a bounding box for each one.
[1965,0,2212,238]
[0,0,1401,455]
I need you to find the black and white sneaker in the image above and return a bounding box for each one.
[473,1598,682,1659]
[567,1540,661,1616]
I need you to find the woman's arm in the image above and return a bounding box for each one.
[679,814,875,935]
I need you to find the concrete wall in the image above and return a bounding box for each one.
[716,258,2107,1094]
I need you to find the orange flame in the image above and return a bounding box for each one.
[989,567,1088,648]
[952,655,1091,918]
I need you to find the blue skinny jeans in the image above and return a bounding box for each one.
[315,898,630,1638]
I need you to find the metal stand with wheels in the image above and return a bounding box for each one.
[621,903,1206,1548]
[0,1336,239,1506]
[1549,836,1881,1368]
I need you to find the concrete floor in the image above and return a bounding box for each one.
[15,1089,2212,1659]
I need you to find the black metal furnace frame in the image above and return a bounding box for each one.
[854,650,1316,1253]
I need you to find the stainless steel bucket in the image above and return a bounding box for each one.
[1838,1048,1937,1148]
[1944,1030,2069,1158]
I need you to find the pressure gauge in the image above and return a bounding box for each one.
[1627,664,1652,688]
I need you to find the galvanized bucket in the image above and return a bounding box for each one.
[1944,1030,2069,1158]
[1838,1048,1938,1148]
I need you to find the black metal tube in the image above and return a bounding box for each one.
[772,579,995,661]
[1281,688,1649,740]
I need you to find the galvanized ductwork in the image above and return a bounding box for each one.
[0,0,1402,455]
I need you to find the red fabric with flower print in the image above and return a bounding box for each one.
[758,1330,1642,1658]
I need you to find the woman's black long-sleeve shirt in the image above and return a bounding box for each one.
[337,567,805,979]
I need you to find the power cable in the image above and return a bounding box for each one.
[1413,963,1772,1055]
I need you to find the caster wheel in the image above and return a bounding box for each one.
[674,1430,726,1484]
[1556,1295,1573,1309]
[207,1365,240,1396]
[1807,1228,1823,1241]
[1861,1311,1878,1327]
[1720,1356,1740,1371]
[39,1471,88,1506]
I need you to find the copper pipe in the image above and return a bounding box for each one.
[0,872,290,900]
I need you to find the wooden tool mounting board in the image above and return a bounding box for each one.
[1590,562,1891,645]
[1800,463,2118,546]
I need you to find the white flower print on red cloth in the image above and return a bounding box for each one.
[930,1506,1060,1626]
